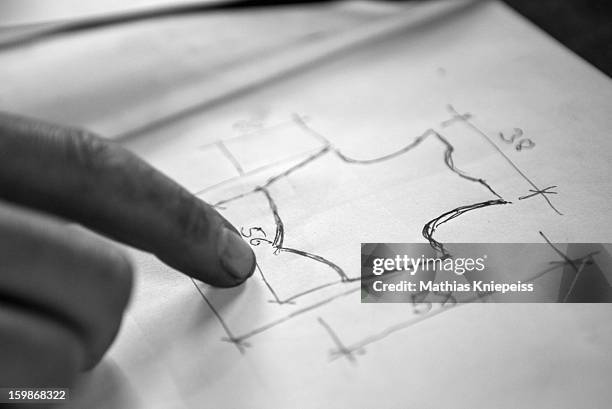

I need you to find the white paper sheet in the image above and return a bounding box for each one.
[41,1,612,408]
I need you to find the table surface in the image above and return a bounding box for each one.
[503,0,612,77]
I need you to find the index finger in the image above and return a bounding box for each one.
[0,112,255,287]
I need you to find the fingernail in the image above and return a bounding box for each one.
[218,227,255,281]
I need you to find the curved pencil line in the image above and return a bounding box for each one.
[332,128,501,198]
[422,199,510,257]
[257,186,284,249]
[279,246,349,281]
[334,129,434,164]
[434,132,502,199]
[257,186,349,282]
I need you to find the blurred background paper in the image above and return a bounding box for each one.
[0,0,225,26]
[0,0,451,137]
[2,1,612,408]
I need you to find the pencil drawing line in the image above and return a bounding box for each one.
[195,270,403,349]
[255,262,283,304]
[292,113,333,146]
[278,246,350,281]
[539,231,600,302]
[190,278,246,353]
[256,262,400,305]
[333,129,433,164]
[441,112,473,127]
[341,239,595,353]
[539,231,578,271]
[263,145,331,188]
[216,140,244,175]
[547,252,598,269]
[211,110,503,210]
[447,104,562,215]
[213,189,257,209]
[254,186,350,281]
[231,287,360,343]
[562,257,591,303]
[210,147,330,208]
[274,280,343,305]
[343,303,457,354]
[269,265,402,305]
[518,185,558,200]
[242,225,349,304]
[435,131,502,199]
[256,186,284,250]
[547,250,599,303]
[318,317,356,363]
[422,199,510,257]
[194,147,328,197]
[299,122,501,198]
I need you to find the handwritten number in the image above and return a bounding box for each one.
[515,139,535,151]
[499,128,534,151]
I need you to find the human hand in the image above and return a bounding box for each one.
[0,112,255,387]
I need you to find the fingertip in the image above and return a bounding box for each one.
[180,206,256,287]
[218,226,256,283]
[159,218,256,288]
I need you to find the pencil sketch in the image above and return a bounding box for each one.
[180,103,568,357]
